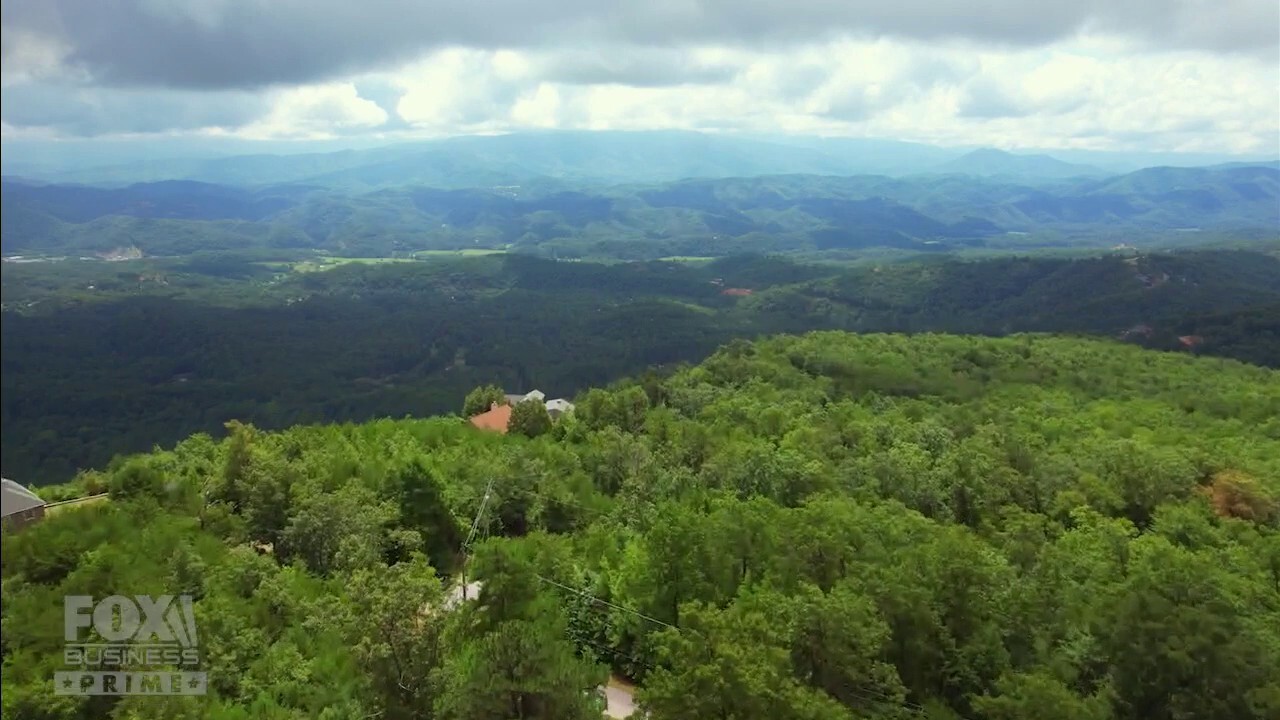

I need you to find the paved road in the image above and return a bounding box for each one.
[604,676,638,718]
[444,580,483,610]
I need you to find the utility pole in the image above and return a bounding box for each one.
[460,478,495,601]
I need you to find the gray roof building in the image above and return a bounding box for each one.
[2,478,44,517]
[2,478,47,531]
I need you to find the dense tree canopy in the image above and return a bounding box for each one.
[464,385,508,418]
[4,249,1277,485]
[508,399,552,439]
[3,332,1278,719]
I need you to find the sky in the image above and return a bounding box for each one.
[2,0,1278,155]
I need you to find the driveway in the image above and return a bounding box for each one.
[604,675,638,718]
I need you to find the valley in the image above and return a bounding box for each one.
[3,247,1278,483]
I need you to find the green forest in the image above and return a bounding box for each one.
[4,332,1279,719]
[3,248,1278,484]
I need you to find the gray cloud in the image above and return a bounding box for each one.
[2,0,1275,90]
[0,83,270,135]
[535,48,739,87]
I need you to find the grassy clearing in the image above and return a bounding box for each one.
[669,300,717,315]
[273,250,506,273]
[657,255,718,263]
[413,249,507,258]
[291,257,422,273]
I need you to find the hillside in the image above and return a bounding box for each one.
[3,332,1278,720]
[3,249,1277,482]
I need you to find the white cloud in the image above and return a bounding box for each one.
[238,83,387,139]
[1,33,1276,154]
[393,49,529,133]
[509,84,562,128]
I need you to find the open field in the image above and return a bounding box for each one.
[291,256,423,272]
[412,249,508,258]
[657,255,717,263]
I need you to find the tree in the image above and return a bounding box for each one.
[508,399,552,438]
[336,554,446,720]
[639,600,856,720]
[786,583,908,716]
[464,385,507,417]
[973,671,1110,720]
[434,539,606,720]
[281,482,416,576]
[1102,537,1277,720]
[107,457,166,501]
[391,457,462,572]
[434,615,606,720]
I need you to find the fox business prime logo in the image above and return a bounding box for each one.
[55,595,207,696]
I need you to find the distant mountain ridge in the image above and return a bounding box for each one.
[3,163,1276,258]
[931,148,1106,180]
[5,131,1277,191]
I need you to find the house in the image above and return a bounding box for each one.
[545,398,575,418]
[469,402,513,434]
[505,389,546,406]
[2,478,47,531]
[468,390,575,433]
[1120,324,1154,340]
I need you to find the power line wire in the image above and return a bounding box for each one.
[535,574,680,632]
[462,477,495,554]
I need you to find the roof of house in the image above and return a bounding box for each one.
[546,398,575,411]
[506,390,547,405]
[2,478,45,517]
[469,403,512,433]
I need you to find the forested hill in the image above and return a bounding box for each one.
[5,163,1277,259]
[3,249,1278,483]
[3,332,1278,720]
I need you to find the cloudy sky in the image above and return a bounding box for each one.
[2,0,1278,153]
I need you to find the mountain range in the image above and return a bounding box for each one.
[3,162,1277,259]
[4,131,1276,190]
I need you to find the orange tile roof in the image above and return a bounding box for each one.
[469,403,512,433]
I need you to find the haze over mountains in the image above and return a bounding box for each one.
[4,131,1278,189]
[2,130,1280,262]
[3,132,1277,261]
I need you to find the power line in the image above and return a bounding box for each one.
[576,634,656,672]
[460,477,495,599]
[535,574,679,632]
[462,477,495,554]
